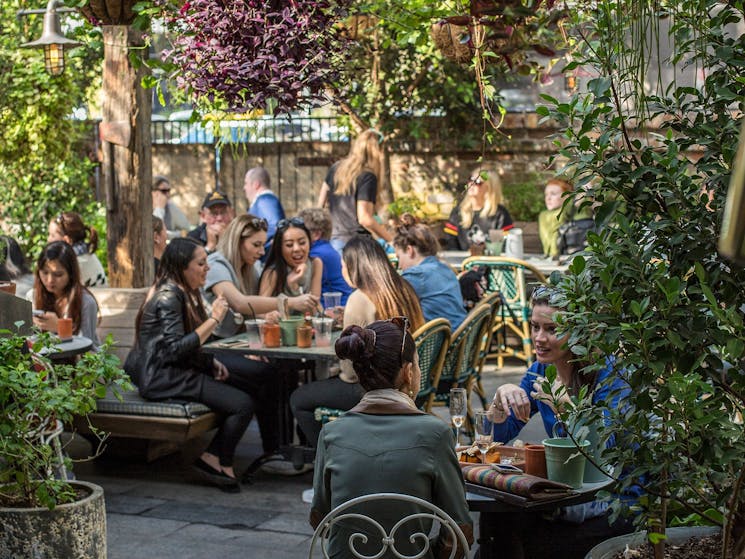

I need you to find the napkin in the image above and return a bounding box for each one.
[461,464,573,500]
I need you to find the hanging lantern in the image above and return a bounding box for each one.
[21,0,80,76]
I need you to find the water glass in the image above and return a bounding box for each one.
[312,317,334,347]
[474,410,493,463]
[244,319,265,348]
[322,291,342,310]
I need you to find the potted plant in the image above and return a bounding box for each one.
[0,328,130,558]
[536,1,745,557]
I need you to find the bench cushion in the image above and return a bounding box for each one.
[96,386,212,419]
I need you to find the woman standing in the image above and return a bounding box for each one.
[444,168,513,251]
[290,235,424,448]
[47,211,108,287]
[31,241,100,349]
[259,217,322,303]
[311,318,473,558]
[317,129,392,251]
[125,238,275,492]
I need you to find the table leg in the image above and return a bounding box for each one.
[477,511,527,559]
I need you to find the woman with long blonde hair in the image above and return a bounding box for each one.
[290,235,423,448]
[317,129,392,252]
[444,167,513,250]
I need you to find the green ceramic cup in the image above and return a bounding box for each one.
[279,318,303,346]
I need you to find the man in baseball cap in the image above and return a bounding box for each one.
[187,190,235,253]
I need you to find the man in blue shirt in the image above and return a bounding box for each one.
[243,166,285,255]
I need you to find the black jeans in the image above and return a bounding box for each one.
[289,376,365,448]
[199,351,280,466]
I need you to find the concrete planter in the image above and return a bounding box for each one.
[0,480,106,559]
[585,526,720,559]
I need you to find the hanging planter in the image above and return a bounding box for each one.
[79,0,138,25]
[431,21,473,64]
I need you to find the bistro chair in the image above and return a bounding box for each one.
[412,318,452,414]
[308,492,470,559]
[431,303,494,436]
[471,291,501,409]
[460,256,547,368]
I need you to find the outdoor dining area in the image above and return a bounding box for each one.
[4,1,745,559]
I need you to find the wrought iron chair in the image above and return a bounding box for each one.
[413,318,452,414]
[431,303,494,436]
[460,256,547,368]
[308,492,471,559]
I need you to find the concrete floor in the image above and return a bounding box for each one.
[71,360,544,559]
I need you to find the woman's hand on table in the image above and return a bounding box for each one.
[212,358,229,381]
[32,311,57,333]
[263,310,280,324]
[289,293,319,314]
[488,383,531,424]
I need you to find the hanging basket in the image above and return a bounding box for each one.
[79,0,138,25]
[431,22,473,64]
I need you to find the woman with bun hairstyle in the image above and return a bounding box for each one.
[290,235,424,448]
[393,214,467,329]
[317,129,393,252]
[125,237,279,492]
[443,167,513,251]
[31,241,101,349]
[310,318,473,558]
[47,211,108,287]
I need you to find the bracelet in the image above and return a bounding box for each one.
[207,316,220,326]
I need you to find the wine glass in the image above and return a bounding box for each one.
[449,388,467,447]
[474,410,493,463]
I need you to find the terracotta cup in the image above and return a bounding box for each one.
[524,444,548,478]
[57,317,73,341]
[0,281,16,295]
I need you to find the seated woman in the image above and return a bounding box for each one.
[124,238,279,492]
[259,217,322,306]
[484,286,633,558]
[297,208,353,306]
[310,318,473,558]
[290,236,424,448]
[31,241,100,349]
[393,214,466,329]
[203,214,319,338]
[444,167,513,251]
[47,211,108,287]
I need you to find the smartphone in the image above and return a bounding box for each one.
[490,463,523,474]
[32,310,45,317]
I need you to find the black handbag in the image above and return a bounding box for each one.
[557,205,596,255]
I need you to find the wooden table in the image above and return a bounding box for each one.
[205,333,340,474]
[467,476,614,559]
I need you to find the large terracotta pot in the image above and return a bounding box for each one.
[0,480,107,559]
[585,526,720,559]
[79,0,138,25]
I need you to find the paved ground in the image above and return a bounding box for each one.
[71,361,542,558]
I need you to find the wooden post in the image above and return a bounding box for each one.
[101,25,152,288]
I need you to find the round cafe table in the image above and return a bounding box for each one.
[37,335,93,361]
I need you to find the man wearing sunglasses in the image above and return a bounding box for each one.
[243,166,285,256]
[151,176,192,239]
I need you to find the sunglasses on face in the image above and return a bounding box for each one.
[389,315,410,364]
[157,189,171,194]
[469,176,485,186]
[277,217,305,230]
[242,217,268,236]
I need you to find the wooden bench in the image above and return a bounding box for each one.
[72,287,218,461]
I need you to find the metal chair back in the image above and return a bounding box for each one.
[413,318,451,414]
[308,492,470,559]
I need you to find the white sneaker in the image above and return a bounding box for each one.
[302,488,314,503]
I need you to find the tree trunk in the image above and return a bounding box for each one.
[101,25,152,288]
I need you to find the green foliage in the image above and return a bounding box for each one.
[502,173,545,221]
[542,0,745,550]
[0,1,103,263]
[0,329,130,509]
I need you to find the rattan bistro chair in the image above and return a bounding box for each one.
[308,492,470,559]
[412,318,451,414]
[461,256,547,368]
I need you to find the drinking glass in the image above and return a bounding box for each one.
[449,388,467,447]
[474,410,493,463]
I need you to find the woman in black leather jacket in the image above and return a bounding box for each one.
[125,238,278,492]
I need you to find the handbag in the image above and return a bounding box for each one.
[557,204,596,255]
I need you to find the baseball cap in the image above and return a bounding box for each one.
[202,190,232,209]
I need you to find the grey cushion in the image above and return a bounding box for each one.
[95,385,213,419]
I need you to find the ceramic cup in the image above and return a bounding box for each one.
[262,322,281,348]
[524,444,548,478]
[312,317,334,347]
[57,317,73,341]
[279,318,303,346]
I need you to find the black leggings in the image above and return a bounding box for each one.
[199,351,280,467]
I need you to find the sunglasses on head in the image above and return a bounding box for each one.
[389,316,410,364]
[531,285,560,304]
[277,217,305,230]
[242,217,268,235]
[55,213,67,233]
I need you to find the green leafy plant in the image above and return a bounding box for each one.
[539,1,745,557]
[501,173,545,221]
[0,328,130,509]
